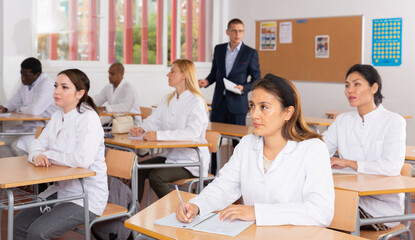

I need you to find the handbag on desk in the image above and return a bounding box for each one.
[111,114,134,134]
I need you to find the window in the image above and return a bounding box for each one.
[37,0,211,65]
[37,0,100,61]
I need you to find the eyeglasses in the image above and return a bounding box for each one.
[229,29,244,34]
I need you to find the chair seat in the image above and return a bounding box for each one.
[171,174,215,185]
[98,203,127,218]
[360,223,406,240]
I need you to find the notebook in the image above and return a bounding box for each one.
[223,78,242,95]
[154,212,255,237]
[332,167,357,175]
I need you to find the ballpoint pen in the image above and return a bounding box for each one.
[175,185,187,215]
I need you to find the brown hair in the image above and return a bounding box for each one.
[227,18,244,29]
[57,69,98,114]
[252,74,322,141]
[167,59,208,111]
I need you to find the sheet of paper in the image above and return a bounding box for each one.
[279,21,292,44]
[223,78,242,95]
[192,212,255,237]
[128,133,144,140]
[154,212,215,229]
[0,113,11,117]
[332,167,357,175]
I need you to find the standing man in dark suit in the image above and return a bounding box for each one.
[199,18,261,174]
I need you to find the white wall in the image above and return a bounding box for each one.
[227,0,415,145]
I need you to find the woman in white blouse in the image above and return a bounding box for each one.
[130,59,209,202]
[323,64,406,230]
[176,74,334,227]
[14,69,108,239]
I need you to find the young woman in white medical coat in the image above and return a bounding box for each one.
[323,64,406,229]
[14,69,108,239]
[130,59,209,202]
[176,74,334,227]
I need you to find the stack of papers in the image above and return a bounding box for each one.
[154,212,255,237]
[332,167,358,175]
[223,78,242,95]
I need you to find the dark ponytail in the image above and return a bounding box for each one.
[57,69,98,114]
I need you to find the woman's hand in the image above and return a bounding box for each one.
[143,131,157,141]
[33,154,51,167]
[176,202,199,223]
[331,157,357,170]
[219,204,255,222]
[130,126,144,137]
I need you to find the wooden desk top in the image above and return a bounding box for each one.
[98,112,141,117]
[326,110,413,119]
[104,134,211,149]
[0,113,50,121]
[406,145,415,161]
[207,122,254,138]
[0,156,95,189]
[304,117,334,126]
[125,191,365,240]
[333,174,415,196]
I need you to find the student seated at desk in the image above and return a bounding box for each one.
[14,69,108,239]
[0,57,58,156]
[177,74,334,227]
[130,59,209,202]
[323,64,406,230]
[94,62,142,124]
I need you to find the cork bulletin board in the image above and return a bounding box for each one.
[255,16,363,83]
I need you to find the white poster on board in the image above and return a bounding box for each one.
[279,22,292,44]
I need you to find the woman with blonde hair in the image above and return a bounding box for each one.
[176,73,334,227]
[130,59,209,202]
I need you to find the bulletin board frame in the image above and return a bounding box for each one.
[255,16,363,83]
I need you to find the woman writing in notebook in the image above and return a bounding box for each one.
[323,64,406,230]
[130,59,210,202]
[176,74,334,226]
[14,69,108,239]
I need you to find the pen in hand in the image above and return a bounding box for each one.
[175,185,187,215]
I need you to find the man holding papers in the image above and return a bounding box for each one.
[199,18,260,174]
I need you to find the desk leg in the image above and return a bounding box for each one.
[80,178,90,240]
[7,189,14,240]
[194,147,204,192]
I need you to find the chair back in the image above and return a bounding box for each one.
[140,107,152,120]
[401,163,412,177]
[106,148,136,180]
[329,189,359,233]
[206,131,221,153]
[35,126,44,139]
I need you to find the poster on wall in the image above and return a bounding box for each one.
[260,21,277,51]
[315,35,329,58]
[279,21,292,44]
[372,18,402,66]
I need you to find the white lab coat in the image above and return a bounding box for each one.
[3,73,58,152]
[140,90,210,177]
[94,79,142,124]
[323,104,406,228]
[29,104,108,216]
[190,135,335,227]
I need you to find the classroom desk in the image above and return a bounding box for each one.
[333,174,415,236]
[124,191,366,240]
[0,155,95,240]
[104,133,210,191]
[98,112,141,117]
[326,110,413,119]
[304,116,334,126]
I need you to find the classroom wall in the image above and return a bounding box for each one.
[227,0,415,145]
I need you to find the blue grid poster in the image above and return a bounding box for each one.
[372,18,402,66]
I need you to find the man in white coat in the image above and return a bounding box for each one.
[0,57,58,156]
[94,63,142,124]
